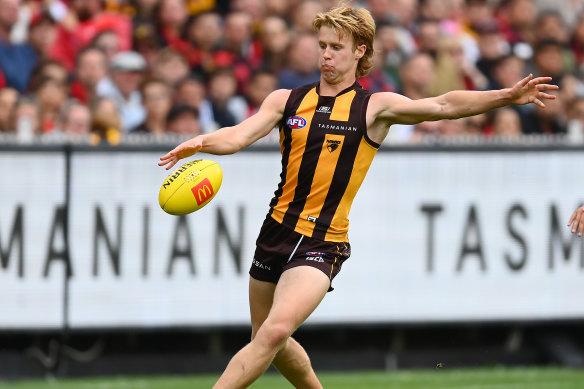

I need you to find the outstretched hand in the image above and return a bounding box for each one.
[158,137,203,170]
[508,74,559,108]
[568,206,584,237]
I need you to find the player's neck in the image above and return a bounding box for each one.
[319,75,357,96]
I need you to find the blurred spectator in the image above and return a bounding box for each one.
[51,0,133,71]
[291,1,323,34]
[388,52,436,143]
[58,99,92,138]
[277,32,320,89]
[431,35,487,96]
[259,16,291,74]
[97,50,147,131]
[463,0,497,34]
[438,117,471,138]
[91,30,121,60]
[398,52,436,99]
[490,54,525,90]
[132,77,172,136]
[496,0,538,45]
[531,39,569,82]
[28,59,68,91]
[131,0,159,24]
[0,0,37,92]
[558,74,584,104]
[89,96,121,145]
[174,76,214,132]
[155,0,191,58]
[35,76,68,133]
[207,67,247,127]
[28,12,58,62]
[416,18,441,56]
[264,0,295,18]
[358,36,396,93]
[230,0,266,26]
[14,96,40,137]
[0,87,18,131]
[523,90,566,134]
[491,107,523,137]
[245,70,277,117]
[166,104,201,135]
[221,11,261,89]
[475,20,510,82]
[535,11,570,44]
[150,47,190,87]
[70,47,108,104]
[184,11,223,74]
[534,0,584,29]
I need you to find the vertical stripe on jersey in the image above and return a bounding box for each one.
[297,133,346,235]
[323,137,378,241]
[329,90,356,121]
[271,87,319,224]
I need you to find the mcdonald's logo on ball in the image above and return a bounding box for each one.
[191,178,214,205]
[159,159,223,215]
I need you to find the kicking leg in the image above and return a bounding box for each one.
[213,266,330,389]
[249,277,322,388]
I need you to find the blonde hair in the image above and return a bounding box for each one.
[312,6,376,78]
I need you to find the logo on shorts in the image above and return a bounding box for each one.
[305,252,325,262]
[326,139,341,153]
[287,116,307,129]
[253,259,270,271]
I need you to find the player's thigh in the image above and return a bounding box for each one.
[266,266,330,333]
[249,277,276,338]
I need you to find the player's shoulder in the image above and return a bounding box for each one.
[260,89,291,113]
[367,91,410,116]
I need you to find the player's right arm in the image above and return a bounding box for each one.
[159,89,290,170]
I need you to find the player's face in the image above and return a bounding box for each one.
[317,26,364,85]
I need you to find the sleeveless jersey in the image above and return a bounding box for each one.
[268,81,380,242]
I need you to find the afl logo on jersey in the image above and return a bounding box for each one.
[287,116,307,129]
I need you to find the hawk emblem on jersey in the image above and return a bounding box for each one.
[326,139,341,152]
[286,116,307,129]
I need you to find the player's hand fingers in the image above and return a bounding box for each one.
[518,74,533,87]
[533,98,545,108]
[531,76,552,85]
[165,157,179,170]
[536,83,559,91]
[538,92,556,100]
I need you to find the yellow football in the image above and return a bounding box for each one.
[159,159,223,215]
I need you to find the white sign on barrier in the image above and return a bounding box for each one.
[0,152,66,329]
[1,149,583,329]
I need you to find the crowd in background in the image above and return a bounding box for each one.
[0,0,583,145]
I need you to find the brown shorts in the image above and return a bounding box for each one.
[250,217,351,292]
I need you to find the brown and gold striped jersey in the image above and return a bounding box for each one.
[268,81,380,242]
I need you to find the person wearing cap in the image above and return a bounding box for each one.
[96,50,147,131]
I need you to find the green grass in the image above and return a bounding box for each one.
[1,368,583,389]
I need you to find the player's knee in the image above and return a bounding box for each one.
[258,321,292,351]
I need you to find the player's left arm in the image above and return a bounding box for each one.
[373,74,558,127]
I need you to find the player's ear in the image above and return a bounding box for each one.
[354,44,366,60]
